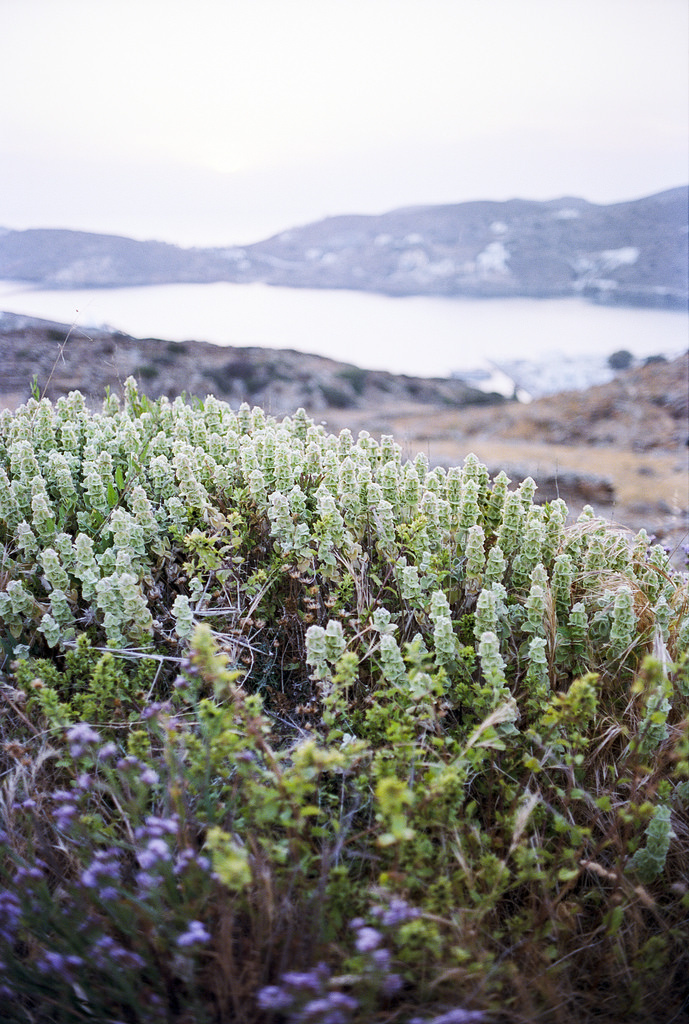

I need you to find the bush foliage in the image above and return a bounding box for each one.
[0,379,688,1023]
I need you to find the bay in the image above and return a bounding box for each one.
[0,279,686,381]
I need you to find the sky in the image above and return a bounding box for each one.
[1,0,687,247]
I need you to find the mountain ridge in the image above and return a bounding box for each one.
[1,187,686,308]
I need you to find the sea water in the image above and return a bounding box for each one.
[0,280,686,393]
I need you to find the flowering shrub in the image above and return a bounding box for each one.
[0,379,688,1022]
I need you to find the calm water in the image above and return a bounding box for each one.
[0,280,686,379]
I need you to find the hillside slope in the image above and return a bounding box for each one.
[1,187,686,306]
[0,312,496,415]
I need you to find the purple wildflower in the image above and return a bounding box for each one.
[116,755,142,773]
[134,814,178,840]
[411,1011,484,1024]
[299,990,359,1023]
[300,997,332,1017]
[142,701,173,720]
[372,897,420,926]
[138,767,159,786]
[91,935,145,970]
[429,1012,485,1024]
[97,742,118,761]
[66,723,101,757]
[14,865,44,884]
[257,985,293,1011]
[354,926,383,953]
[173,847,209,875]
[327,992,359,1012]
[176,920,211,947]
[76,772,92,791]
[381,972,403,996]
[0,890,22,944]
[52,789,74,802]
[53,803,77,829]
[370,947,392,971]
[137,838,171,870]
[37,951,84,975]
[174,848,194,873]
[81,848,121,891]
[135,871,158,891]
[258,963,356,1023]
[281,967,327,993]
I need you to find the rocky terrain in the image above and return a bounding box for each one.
[1,313,687,568]
[0,312,496,415]
[1,187,686,308]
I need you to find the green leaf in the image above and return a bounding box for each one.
[605,904,624,935]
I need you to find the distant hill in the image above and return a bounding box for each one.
[1,187,686,307]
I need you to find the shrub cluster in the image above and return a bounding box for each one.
[0,379,688,1023]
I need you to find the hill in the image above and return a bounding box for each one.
[0,312,498,415]
[0,187,686,307]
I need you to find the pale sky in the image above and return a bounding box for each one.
[1,0,687,246]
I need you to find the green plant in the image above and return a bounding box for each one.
[1,379,688,1023]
